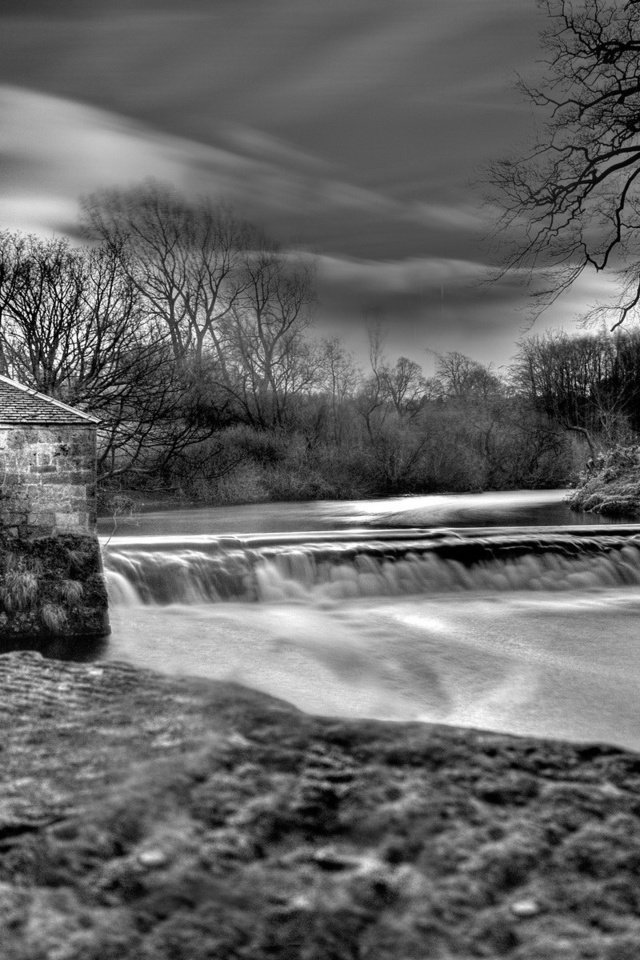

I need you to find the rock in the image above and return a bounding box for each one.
[137,849,168,869]
[510,898,541,918]
[2,651,640,958]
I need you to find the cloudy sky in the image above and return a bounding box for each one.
[0,0,608,373]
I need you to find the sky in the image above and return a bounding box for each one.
[0,0,612,375]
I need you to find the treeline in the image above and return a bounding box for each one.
[0,183,637,505]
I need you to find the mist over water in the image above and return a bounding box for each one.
[101,491,640,752]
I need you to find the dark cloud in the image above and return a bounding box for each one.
[0,1,599,366]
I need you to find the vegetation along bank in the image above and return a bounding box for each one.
[3,184,640,512]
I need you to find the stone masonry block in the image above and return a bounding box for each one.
[46,473,85,486]
[1,422,97,537]
[7,430,27,449]
[41,484,85,502]
[27,512,56,530]
[1,473,22,488]
[55,511,89,533]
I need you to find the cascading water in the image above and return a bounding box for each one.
[98,493,640,753]
[104,529,640,606]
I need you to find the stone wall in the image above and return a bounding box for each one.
[0,424,109,642]
[0,534,110,642]
[0,425,97,538]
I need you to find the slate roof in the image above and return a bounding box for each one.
[0,375,99,425]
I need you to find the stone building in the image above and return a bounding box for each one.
[0,375,109,642]
[0,375,100,537]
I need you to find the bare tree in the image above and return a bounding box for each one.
[0,231,211,484]
[0,233,156,402]
[357,328,427,427]
[492,0,640,327]
[0,233,86,394]
[434,351,502,402]
[82,182,252,365]
[513,329,639,455]
[315,337,360,445]
[222,245,318,428]
[352,330,432,491]
[83,184,320,430]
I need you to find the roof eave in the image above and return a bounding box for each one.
[0,374,101,425]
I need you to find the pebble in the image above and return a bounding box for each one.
[510,899,540,918]
[137,848,168,869]
[312,847,356,870]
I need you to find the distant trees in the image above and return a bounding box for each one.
[514,330,640,455]
[222,245,318,429]
[433,351,502,402]
[2,178,629,503]
[348,331,428,492]
[314,337,360,446]
[83,184,250,366]
[423,351,569,491]
[82,183,318,431]
[492,0,640,327]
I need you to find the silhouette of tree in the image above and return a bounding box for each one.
[0,232,211,483]
[492,0,640,327]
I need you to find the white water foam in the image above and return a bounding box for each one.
[101,514,640,752]
[105,583,640,752]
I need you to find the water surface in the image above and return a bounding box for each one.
[100,490,640,752]
[98,489,620,538]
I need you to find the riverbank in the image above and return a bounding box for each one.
[567,445,640,520]
[3,651,640,958]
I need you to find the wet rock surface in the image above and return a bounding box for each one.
[3,650,640,958]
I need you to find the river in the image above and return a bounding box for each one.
[94,489,640,753]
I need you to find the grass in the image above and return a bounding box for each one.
[0,535,108,640]
[0,569,39,613]
[39,602,68,635]
[58,579,84,604]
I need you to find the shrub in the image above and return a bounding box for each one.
[58,579,84,604]
[40,602,68,635]
[0,569,39,613]
[566,443,640,518]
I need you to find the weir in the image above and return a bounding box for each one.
[98,502,640,753]
[102,527,640,606]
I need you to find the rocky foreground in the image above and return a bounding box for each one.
[3,652,640,959]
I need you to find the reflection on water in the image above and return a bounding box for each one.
[97,490,640,752]
[98,489,627,538]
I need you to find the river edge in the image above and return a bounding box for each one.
[566,446,640,521]
[3,652,640,958]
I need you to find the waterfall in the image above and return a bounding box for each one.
[102,529,640,606]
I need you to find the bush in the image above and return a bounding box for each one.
[40,602,69,635]
[58,579,84,604]
[566,444,640,518]
[0,569,39,613]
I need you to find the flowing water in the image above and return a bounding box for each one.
[95,489,640,752]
